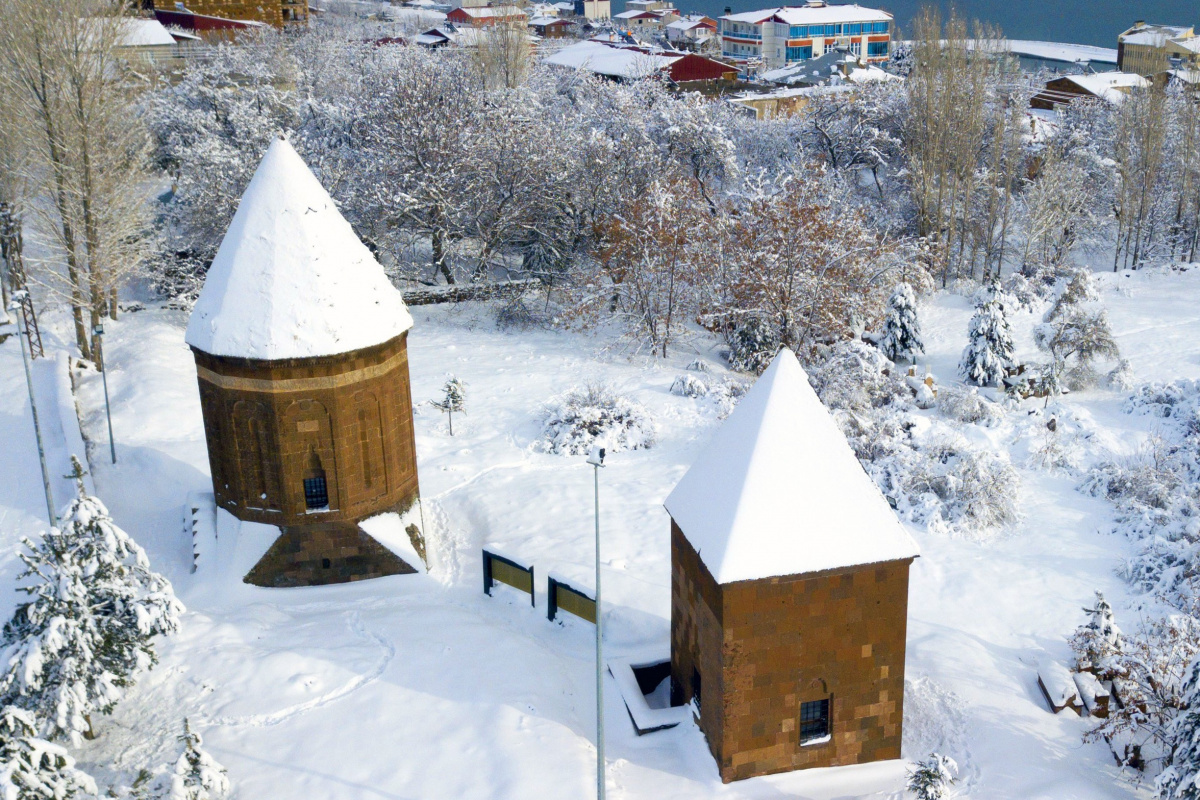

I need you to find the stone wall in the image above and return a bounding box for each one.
[244,520,417,588]
[193,333,419,528]
[669,522,726,757]
[670,519,914,783]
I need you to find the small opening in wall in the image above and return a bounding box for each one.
[304,474,329,510]
[691,667,702,712]
[322,558,331,569]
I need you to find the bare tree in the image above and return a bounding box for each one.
[904,8,1021,286]
[1112,84,1169,271]
[473,15,532,91]
[0,0,153,361]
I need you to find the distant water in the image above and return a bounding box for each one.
[622,0,1198,49]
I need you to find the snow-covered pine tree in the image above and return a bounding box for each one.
[878,283,924,366]
[433,377,466,436]
[1158,656,1200,800]
[906,753,957,800]
[959,293,1014,387]
[1070,591,1122,674]
[0,458,184,744]
[167,719,229,800]
[0,705,96,800]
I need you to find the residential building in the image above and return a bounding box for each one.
[719,1,891,72]
[113,18,203,66]
[1117,22,1200,77]
[445,5,526,26]
[614,6,680,33]
[727,83,852,119]
[544,39,735,84]
[1030,71,1150,111]
[154,0,307,27]
[667,349,918,781]
[666,15,717,46]
[528,15,573,37]
[574,0,610,21]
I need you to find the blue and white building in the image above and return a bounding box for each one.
[719,1,892,70]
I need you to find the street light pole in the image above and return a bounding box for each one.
[9,292,55,527]
[586,445,606,800]
[93,323,116,464]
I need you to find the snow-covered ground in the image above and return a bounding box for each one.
[5,266,1198,798]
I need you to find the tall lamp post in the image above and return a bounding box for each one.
[92,323,116,464]
[586,445,606,800]
[9,292,55,526]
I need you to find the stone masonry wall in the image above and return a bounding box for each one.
[193,333,419,528]
[717,558,913,781]
[670,522,726,760]
[244,521,417,588]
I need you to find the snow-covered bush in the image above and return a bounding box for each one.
[712,379,749,419]
[670,374,709,398]
[684,359,709,373]
[494,298,541,331]
[1085,614,1200,775]
[907,753,957,800]
[0,705,96,800]
[1108,359,1136,390]
[1028,426,1087,474]
[535,384,656,455]
[878,283,924,365]
[726,316,780,375]
[938,386,1004,427]
[1069,591,1122,674]
[808,340,908,414]
[873,431,1021,534]
[0,460,184,744]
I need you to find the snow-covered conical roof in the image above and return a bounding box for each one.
[664,349,919,585]
[185,138,413,360]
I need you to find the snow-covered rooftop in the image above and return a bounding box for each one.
[1121,24,1193,46]
[1064,71,1149,104]
[544,40,680,79]
[118,18,178,47]
[722,4,890,25]
[185,138,413,361]
[664,348,919,584]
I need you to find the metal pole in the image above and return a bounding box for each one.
[593,460,604,800]
[94,328,116,464]
[11,295,55,527]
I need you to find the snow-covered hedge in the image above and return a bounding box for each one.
[1082,380,1200,609]
[535,384,656,455]
[938,386,1004,427]
[808,341,909,414]
[808,343,1020,536]
[670,374,749,419]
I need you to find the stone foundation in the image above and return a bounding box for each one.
[244,521,417,588]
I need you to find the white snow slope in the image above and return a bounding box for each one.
[4,266,1196,798]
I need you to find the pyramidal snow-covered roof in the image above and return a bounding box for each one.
[185,138,413,360]
[664,349,919,585]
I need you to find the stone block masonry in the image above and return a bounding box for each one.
[671,523,913,782]
[193,333,420,528]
